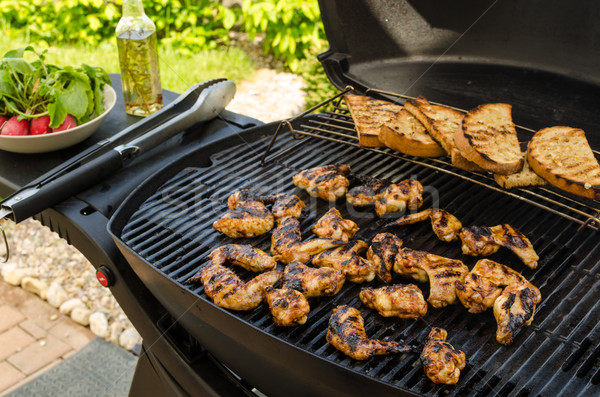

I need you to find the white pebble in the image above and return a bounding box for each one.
[119,327,142,351]
[3,267,30,286]
[59,298,86,315]
[109,321,126,345]
[46,282,68,308]
[89,312,109,338]
[71,307,91,326]
[21,276,49,299]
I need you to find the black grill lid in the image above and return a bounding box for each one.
[318,0,600,91]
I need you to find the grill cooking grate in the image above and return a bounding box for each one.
[119,121,600,396]
[261,89,600,232]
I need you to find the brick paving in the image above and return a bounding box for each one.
[0,280,95,395]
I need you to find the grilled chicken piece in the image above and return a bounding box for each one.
[359,284,427,319]
[390,208,462,242]
[456,259,541,344]
[213,189,275,238]
[292,164,351,201]
[374,179,423,217]
[271,216,345,264]
[366,232,403,283]
[346,177,390,207]
[327,305,415,360]
[264,193,305,219]
[312,207,359,241]
[421,328,466,385]
[283,261,345,298]
[265,286,310,327]
[205,244,276,273]
[312,240,376,283]
[459,224,539,268]
[394,247,468,308]
[196,263,282,311]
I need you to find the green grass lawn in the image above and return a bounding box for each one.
[1,36,256,94]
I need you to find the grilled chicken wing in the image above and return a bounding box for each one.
[292,164,351,201]
[394,247,468,308]
[346,177,390,207]
[283,261,345,298]
[326,305,415,360]
[196,263,282,311]
[205,244,276,273]
[213,189,275,238]
[421,328,466,385]
[359,284,427,319]
[312,240,376,283]
[366,232,403,283]
[312,207,359,241]
[265,286,310,327]
[459,224,539,268]
[456,259,541,344]
[374,179,423,217]
[264,193,305,219]
[271,216,345,264]
[391,208,462,242]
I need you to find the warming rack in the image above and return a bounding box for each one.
[260,87,600,232]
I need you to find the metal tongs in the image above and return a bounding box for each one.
[0,78,236,226]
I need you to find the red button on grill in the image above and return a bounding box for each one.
[96,266,113,287]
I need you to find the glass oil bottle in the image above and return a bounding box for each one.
[116,0,163,116]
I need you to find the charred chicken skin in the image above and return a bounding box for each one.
[264,193,305,219]
[394,247,468,308]
[456,259,541,344]
[265,286,310,327]
[312,207,359,241]
[326,305,415,360]
[359,284,427,319]
[271,216,345,264]
[195,263,282,311]
[366,232,403,283]
[292,164,351,201]
[345,177,390,207]
[312,240,376,283]
[374,179,423,217]
[421,328,466,385]
[391,208,463,242]
[204,244,276,273]
[213,189,275,238]
[459,224,539,268]
[283,261,345,298]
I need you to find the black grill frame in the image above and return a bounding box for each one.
[109,114,600,397]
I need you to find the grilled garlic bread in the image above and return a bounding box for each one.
[493,154,547,189]
[344,94,402,147]
[404,97,483,171]
[454,103,524,175]
[527,126,600,200]
[379,108,446,157]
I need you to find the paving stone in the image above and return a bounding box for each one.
[0,304,26,333]
[0,280,31,306]
[0,361,25,394]
[17,295,62,330]
[8,334,72,375]
[18,318,47,339]
[0,326,36,360]
[48,317,95,350]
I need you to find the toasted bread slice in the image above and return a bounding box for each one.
[454,103,524,175]
[344,94,402,147]
[404,96,484,172]
[527,126,600,200]
[494,155,547,189]
[379,109,446,157]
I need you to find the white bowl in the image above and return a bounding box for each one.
[0,85,117,154]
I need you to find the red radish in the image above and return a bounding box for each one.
[0,116,29,136]
[30,115,52,135]
[52,114,77,132]
[0,116,7,131]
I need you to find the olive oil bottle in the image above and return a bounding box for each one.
[116,0,163,116]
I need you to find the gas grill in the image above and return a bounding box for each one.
[2,1,600,396]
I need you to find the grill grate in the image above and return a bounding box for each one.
[119,121,600,396]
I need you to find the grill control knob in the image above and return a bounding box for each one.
[96,266,114,288]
